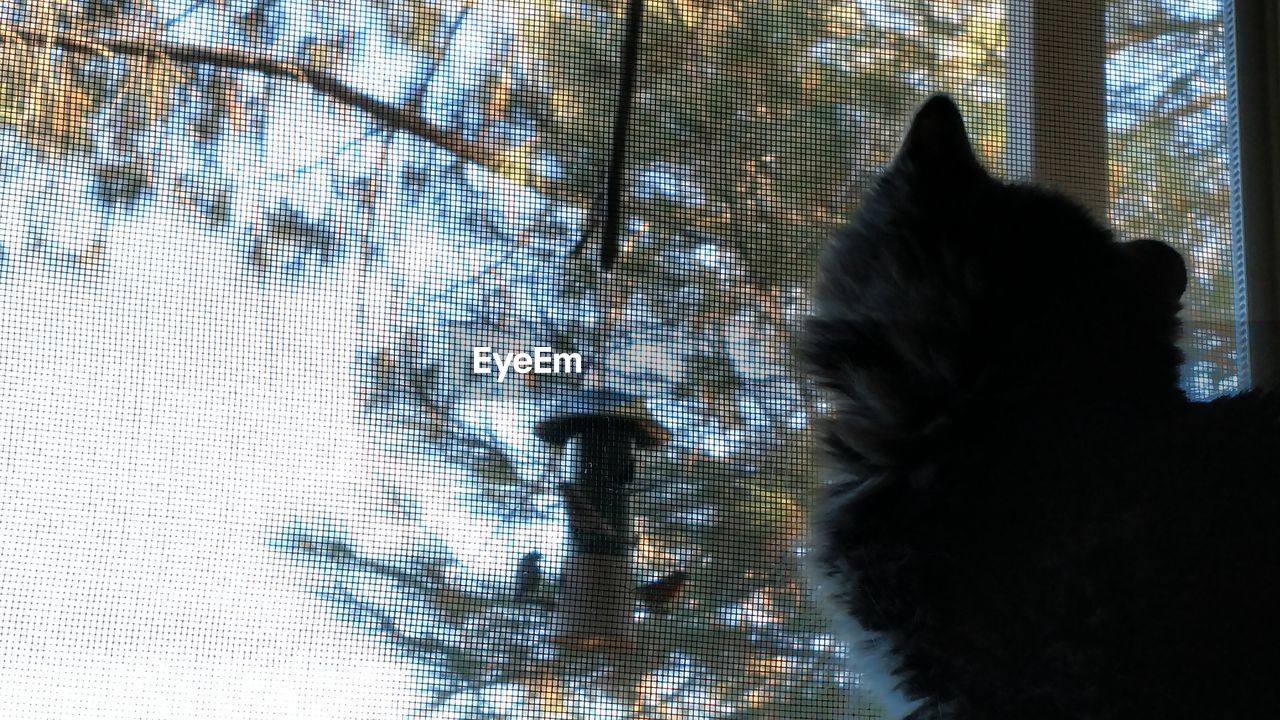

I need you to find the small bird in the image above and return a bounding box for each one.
[514,550,543,602]
[636,571,688,616]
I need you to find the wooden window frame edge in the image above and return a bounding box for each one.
[1227,0,1280,389]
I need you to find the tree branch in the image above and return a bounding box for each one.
[1,24,498,167]
[1106,16,1219,55]
[1112,90,1227,142]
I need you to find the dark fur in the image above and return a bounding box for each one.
[800,95,1280,719]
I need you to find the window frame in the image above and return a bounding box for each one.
[1226,0,1280,388]
[1006,0,1109,216]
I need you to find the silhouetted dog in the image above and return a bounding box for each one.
[800,95,1280,719]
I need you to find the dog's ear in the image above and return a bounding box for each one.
[898,94,982,175]
[1120,239,1188,304]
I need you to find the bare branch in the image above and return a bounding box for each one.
[1106,16,1219,55]
[1113,90,1227,142]
[1,24,499,166]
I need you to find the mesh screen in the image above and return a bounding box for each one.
[0,1,1234,718]
[1107,0,1235,396]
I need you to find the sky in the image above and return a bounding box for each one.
[0,207,430,719]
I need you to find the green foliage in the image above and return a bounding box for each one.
[519,0,1004,288]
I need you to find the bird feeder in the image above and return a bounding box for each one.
[535,388,668,651]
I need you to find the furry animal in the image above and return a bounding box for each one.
[799,95,1280,719]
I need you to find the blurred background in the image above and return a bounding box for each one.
[0,1,1232,718]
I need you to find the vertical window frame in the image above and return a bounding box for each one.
[1006,0,1109,216]
[1227,0,1280,388]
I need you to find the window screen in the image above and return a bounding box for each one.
[0,1,1237,719]
[1107,0,1235,397]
